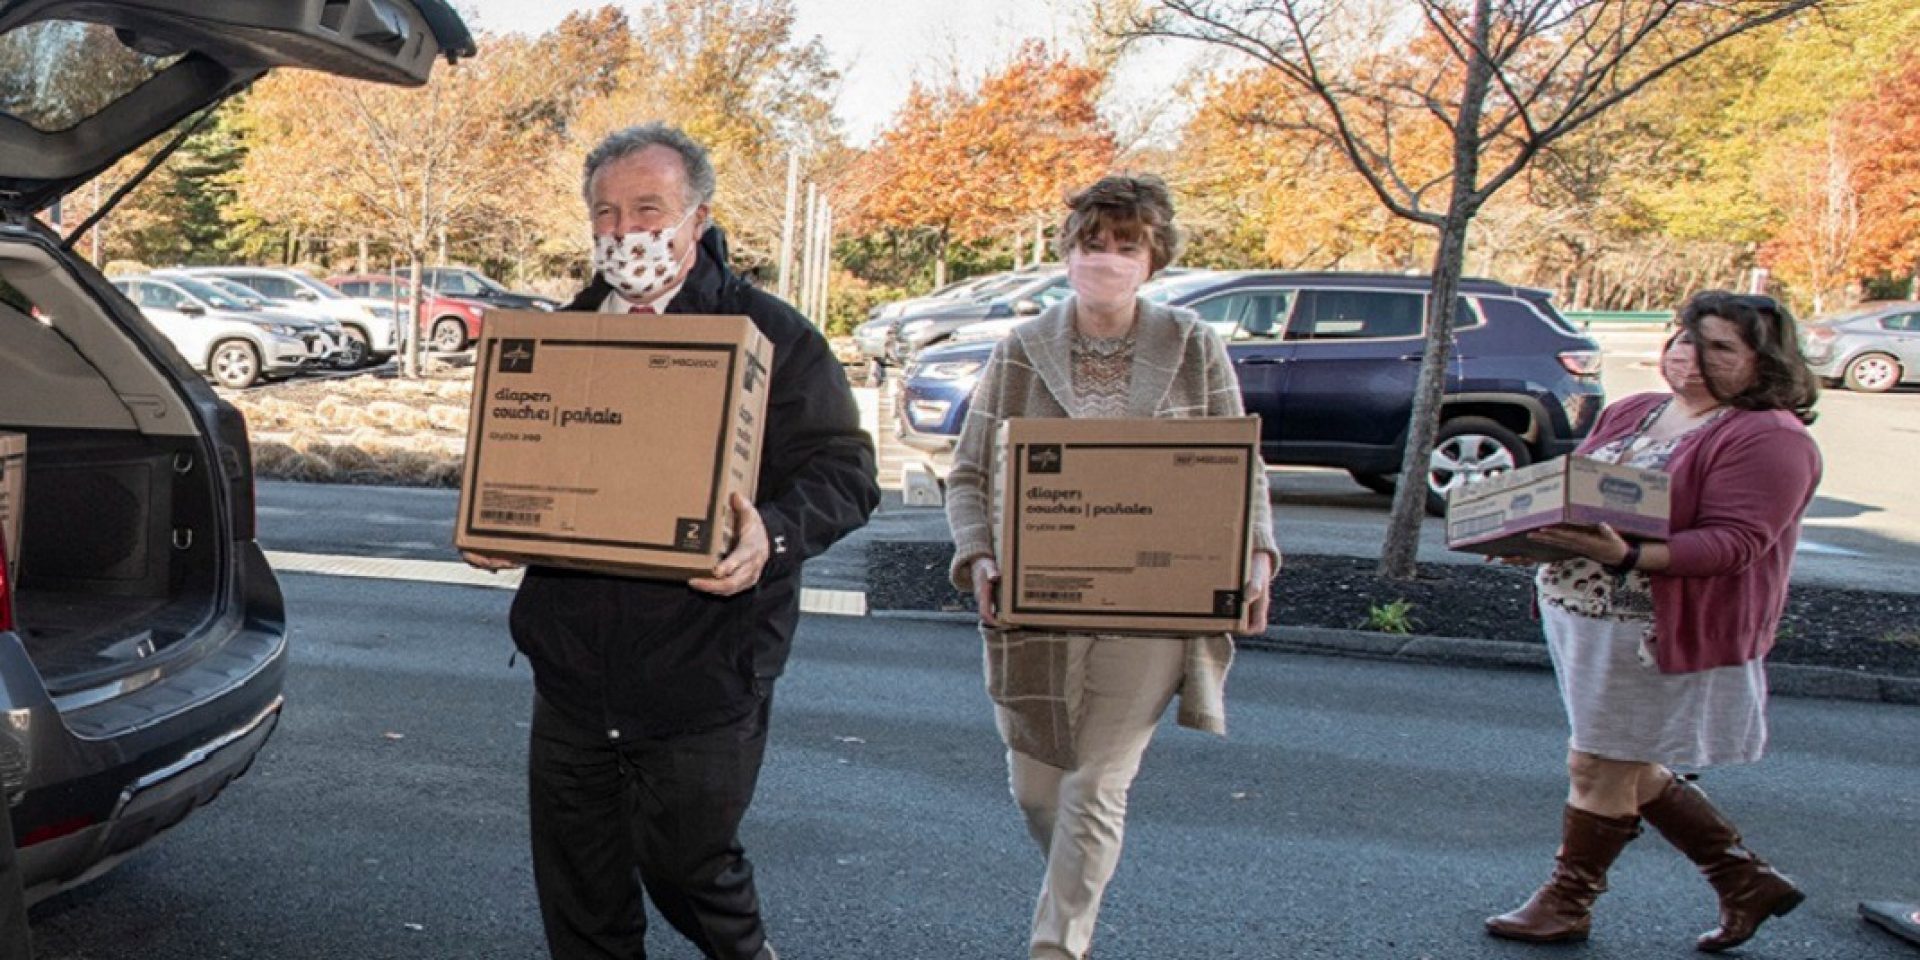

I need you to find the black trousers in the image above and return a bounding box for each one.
[528,692,773,960]
[2,808,31,960]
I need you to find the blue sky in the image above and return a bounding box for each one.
[462,0,1202,146]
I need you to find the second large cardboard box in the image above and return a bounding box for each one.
[456,310,772,579]
[993,417,1259,634]
[0,431,22,581]
[1445,454,1670,561]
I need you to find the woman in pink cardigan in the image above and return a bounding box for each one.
[1486,291,1822,953]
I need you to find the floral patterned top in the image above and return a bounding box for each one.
[1537,399,1729,622]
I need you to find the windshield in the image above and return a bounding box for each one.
[168,277,247,311]
[287,272,348,300]
[1814,304,1885,326]
[0,20,183,132]
[1144,272,1228,304]
[206,278,265,306]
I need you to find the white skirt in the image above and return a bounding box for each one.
[1542,603,1769,769]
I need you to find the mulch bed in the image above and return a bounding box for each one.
[867,541,1920,678]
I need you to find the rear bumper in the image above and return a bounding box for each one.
[9,543,288,905]
[17,697,281,905]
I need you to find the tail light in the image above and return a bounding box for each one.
[1558,349,1603,377]
[1802,326,1836,357]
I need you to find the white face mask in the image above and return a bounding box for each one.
[592,206,699,302]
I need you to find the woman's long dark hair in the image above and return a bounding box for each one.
[1672,291,1820,425]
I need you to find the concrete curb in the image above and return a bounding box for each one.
[870,612,1920,706]
[1243,626,1920,706]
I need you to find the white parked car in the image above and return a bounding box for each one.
[111,274,319,388]
[189,274,344,365]
[182,266,396,367]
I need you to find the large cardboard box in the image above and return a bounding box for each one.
[456,310,772,579]
[0,431,21,580]
[1445,454,1670,561]
[993,417,1260,634]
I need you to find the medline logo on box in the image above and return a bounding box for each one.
[498,339,536,373]
[1598,477,1644,505]
[1027,445,1063,474]
[745,351,767,392]
[649,354,723,371]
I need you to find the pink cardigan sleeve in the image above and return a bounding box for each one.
[1663,423,1821,578]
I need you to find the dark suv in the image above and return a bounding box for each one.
[896,271,1605,513]
[1,0,472,913]
[419,266,560,320]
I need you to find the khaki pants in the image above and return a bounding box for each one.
[997,635,1187,960]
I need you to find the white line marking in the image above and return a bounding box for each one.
[263,550,868,616]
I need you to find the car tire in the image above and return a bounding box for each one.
[1843,353,1901,393]
[1425,417,1531,516]
[337,327,371,368]
[430,318,469,353]
[209,340,262,389]
[1348,470,1397,496]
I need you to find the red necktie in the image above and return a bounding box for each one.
[629,304,656,315]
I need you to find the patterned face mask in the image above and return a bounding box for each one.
[592,206,699,302]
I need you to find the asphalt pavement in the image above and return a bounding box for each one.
[24,577,1920,959]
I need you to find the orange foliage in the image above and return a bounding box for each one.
[855,42,1116,250]
[1844,54,1920,277]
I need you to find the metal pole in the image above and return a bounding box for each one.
[802,183,820,317]
[778,152,799,299]
[816,204,833,328]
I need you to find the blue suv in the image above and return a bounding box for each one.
[895,271,1606,514]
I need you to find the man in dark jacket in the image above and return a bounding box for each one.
[466,122,878,960]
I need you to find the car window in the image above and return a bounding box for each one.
[1880,312,1920,333]
[1449,297,1484,331]
[1187,289,1295,340]
[337,281,369,297]
[288,274,347,300]
[167,277,245,310]
[0,21,182,133]
[207,279,265,306]
[1286,289,1423,340]
[1033,277,1073,308]
[430,270,476,295]
[139,283,187,311]
[238,275,300,299]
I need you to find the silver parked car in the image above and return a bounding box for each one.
[1803,301,1920,393]
[113,274,322,388]
[181,266,391,368]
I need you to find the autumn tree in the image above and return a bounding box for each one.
[233,27,612,374]
[1842,54,1920,293]
[855,44,1115,287]
[1130,0,1827,579]
[562,0,842,274]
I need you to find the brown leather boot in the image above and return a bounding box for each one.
[1640,776,1805,953]
[1486,805,1642,943]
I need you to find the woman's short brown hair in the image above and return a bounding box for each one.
[1056,174,1182,273]
[1673,290,1820,425]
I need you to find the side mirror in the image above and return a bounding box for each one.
[1013,299,1042,317]
[178,302,206,316]
[296,289,319,301]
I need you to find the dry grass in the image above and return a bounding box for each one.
[230,373,473,487]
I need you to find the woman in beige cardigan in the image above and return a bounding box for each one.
[945,174,1280,960]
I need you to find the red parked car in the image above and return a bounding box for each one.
[325,273,488,352]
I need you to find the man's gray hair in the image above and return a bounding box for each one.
[581,122,717,211]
